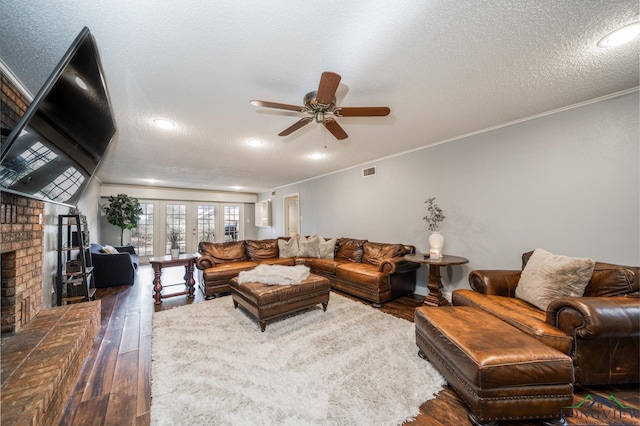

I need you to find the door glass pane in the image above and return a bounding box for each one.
[131,203,154,256]
[197,205,216,243]
[166,204,186,253]
[223,205,239,241]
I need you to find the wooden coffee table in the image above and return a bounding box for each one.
[404,254,469,307]
[149,254,197,304]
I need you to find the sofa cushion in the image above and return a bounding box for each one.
[278,236,299,258]
[452,289,573,355]
[584,263,639,297]
[336,263,389,288]
[202,261,258,281]
[298,235,321,258]
[309,258,349,274]
[515,248,595,311]
[199,241,247,263]
[335,238,367,262]
[522,251,635,297]
[256,258,296,266]
[362,242,405,266]
[245,239,279,260]
[317,236,337,259]
[101,245,119,254]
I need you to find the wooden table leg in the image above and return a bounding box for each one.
[423,264,450,307]
[185,261,195,298]
[153,264,163,305]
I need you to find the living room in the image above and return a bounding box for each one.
[2,2,639,425]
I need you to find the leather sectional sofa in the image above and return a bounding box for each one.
[195,237,419,306]
[452,251,640,386]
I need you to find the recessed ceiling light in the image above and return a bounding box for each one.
[309,152,325,160]
[598,22,640,47]
[246,139,264,147]
[153,119,176,129]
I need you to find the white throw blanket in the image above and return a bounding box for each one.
[237,264,310,285]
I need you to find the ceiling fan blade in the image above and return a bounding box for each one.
[250,100,305,112]
[316,72,341,105]
[278,117,313,136]
[335,106,390,117]
[324,119,348,140]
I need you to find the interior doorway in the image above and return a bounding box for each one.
[283,194,300,237]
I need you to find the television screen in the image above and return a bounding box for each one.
[0,27,116,206]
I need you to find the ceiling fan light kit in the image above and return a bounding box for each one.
[251,71,390,140]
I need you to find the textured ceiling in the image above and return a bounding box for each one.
[1,1,638,194]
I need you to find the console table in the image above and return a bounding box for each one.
[149,254,197,304]
[404,254,469,307]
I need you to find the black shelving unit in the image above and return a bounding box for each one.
[56,214,95,306]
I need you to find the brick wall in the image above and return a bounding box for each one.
[1,68,44,334]
[1,192,45,334]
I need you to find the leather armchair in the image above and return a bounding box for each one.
[455,253,639,386]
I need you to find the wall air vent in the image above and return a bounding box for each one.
[362,166,376,177]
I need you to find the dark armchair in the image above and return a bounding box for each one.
[89,244,139,288]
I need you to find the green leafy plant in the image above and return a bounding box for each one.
[168,230,181,250]
[104,194,144,245]
[422,197,446,231]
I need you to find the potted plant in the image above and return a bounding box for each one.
[168,230,181,258]
[423,197,446,258]
[104,194,144,245]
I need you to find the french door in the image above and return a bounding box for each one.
[131,200,243,262]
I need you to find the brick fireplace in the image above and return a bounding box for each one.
[1,192,45,334]
[1,67,45,334]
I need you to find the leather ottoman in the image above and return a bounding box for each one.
[415,306,574,426]
[230,273,330,331]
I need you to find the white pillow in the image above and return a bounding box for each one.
[316,236,337,259]
[298,235,321,258]
[515,248,595,311]
[101,245,119,254]
[278,235,299,258]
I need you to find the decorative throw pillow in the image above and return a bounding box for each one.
[515,248,595,311]
[278,235,299,258]
[101,245,119,254]
[315,236,337,259]
[298,235,321,258]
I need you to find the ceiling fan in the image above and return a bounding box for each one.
[250,72,390,140]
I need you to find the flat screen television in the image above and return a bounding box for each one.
[0,26,116,206]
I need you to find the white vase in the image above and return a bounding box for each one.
[170,248,180,258]
[428,231,444,258]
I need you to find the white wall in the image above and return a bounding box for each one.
[257,92,640,298]
[41,177,102,308]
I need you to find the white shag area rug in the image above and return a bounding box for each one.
[151,293,446,425]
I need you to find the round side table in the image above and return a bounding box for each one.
[404,254,469,306]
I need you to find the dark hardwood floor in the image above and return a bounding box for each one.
[59,265,640,425]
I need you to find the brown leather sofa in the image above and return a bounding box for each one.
[196,237,419,306]
[452,251,640,386]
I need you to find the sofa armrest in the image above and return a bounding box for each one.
[378,257,419,274]
[468,270,521,296]
[546,296,640,340]
[196,255,217,270]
